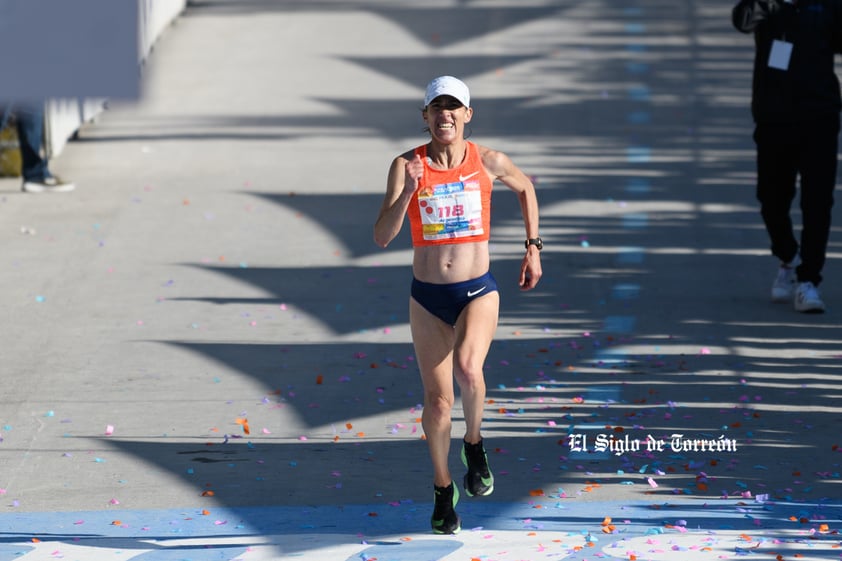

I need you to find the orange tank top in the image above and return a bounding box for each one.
[407,141,493,247]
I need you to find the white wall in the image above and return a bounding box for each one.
[45,0,186,157]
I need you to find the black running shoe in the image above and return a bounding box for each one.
[431,482,461,534]
[461,439,494,497]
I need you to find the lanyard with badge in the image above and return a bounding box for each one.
[769,0,795,70]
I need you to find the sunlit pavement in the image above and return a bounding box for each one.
[3,501,842,561]
[1,1,841,560]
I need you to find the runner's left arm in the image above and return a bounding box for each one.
[480,146,542,291]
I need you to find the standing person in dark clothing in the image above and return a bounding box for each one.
[1,103,75,193]
[732,0,842,313]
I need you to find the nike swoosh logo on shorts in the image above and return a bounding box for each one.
[467,286,487,297]
[459,171,479,182]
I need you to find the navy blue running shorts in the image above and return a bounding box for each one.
[411,271,498,326]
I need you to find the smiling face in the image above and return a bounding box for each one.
[423,95,473,144]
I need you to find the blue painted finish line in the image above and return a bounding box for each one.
[1,501,840,561]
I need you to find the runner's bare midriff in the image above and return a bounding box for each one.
[412,241,490,284]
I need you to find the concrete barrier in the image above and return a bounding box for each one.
[45,0,187,158]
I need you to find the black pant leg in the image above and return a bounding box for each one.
[795,118,839,286]
[754,123,799,264]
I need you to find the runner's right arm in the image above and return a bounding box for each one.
[374,152,420,248]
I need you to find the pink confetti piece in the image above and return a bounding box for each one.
[105,425,114,436]
[109,498,120,505]
[647,477,659,488]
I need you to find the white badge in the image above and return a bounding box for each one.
[768,39,793,71]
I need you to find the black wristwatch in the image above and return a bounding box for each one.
[525,237,543,251]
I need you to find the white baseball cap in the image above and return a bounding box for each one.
[424,76,470,108]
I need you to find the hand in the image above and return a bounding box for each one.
[404,154,424,195]
[518,249,542,291]
[770,0,795,10]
